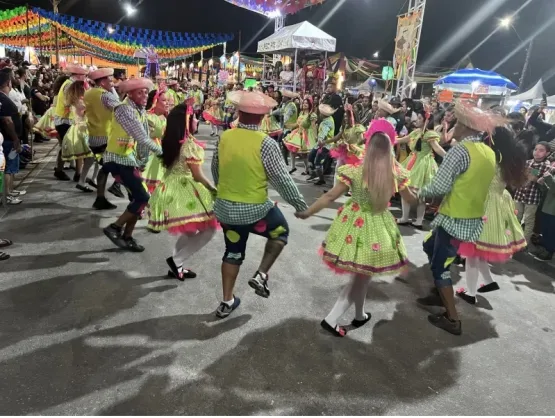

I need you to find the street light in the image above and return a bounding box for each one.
[107,26,115,34]
[124,3,137,16]
[499,16,512,28]
[373,51,379,58]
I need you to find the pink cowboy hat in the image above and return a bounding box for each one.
[65,64,88,75]
[364,119,397,146]
[229,91,277,115]
[118,77,154,93]
[88,67,114,80]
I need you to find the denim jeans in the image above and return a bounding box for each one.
[541,212,555,254]
[423,227,459,288]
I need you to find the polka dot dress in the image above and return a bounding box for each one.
[320,164,409,276]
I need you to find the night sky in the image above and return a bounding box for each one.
[3,0,555,93]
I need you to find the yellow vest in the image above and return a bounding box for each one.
[217,128,268,204]
[54,79,73,119]
[84,87,113,138]
[439,141,496,219]
[106,99,147,157]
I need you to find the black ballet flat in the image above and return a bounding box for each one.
[351,312,372,328]
[410,223,424,230]
[320,320,347,337]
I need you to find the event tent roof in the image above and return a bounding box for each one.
[434,68,518,95]
[257,21,336,54]
[224,0,326,16]
[510,79,546,102]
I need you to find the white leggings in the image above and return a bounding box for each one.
[173,229,215,267]
[325,274,371,326]
[464,257,494,296]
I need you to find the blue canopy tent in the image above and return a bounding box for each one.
[434,68,518,96]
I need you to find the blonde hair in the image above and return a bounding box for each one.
[65,80,86,107]
[363,132,394,213]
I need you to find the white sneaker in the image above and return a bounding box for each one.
[9,189,27,197]
[7,196,22,205]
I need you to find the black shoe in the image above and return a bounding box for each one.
[54,169,70,181]
[351,312,372,328]
[248,271,270,298]
[411,223,424,230]
[417,292,443,307]
[108,183,125,198]
[165,257,197,281]
[215,296,241,318]
[93,197,117,210]
[123,236,145,252]
[320,320,347,337]
[167,269,197,280]
[76,184,94,193]
[314,179,326,186]
[289,168,297,174]
[477,282,500,293]
[103,224,126,249]
[428,312,462,335]
[306,173,317,180]
[456,290,476,305]
[73,173,80,182]
[533,248,553,262]
[86,178,98,189]
[147,228,161,234]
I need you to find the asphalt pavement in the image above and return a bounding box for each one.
[0,125,554,415]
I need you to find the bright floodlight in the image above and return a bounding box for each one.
[411,81,418,89]
[373,51,379,58]
[471,80,481,90]
[107,26,115,34]
[267,9,281,19]
[124,3,137,16]
[499,16,512,28]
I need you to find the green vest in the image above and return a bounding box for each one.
[439,141,496,219]
[284,101,298,130]
[84,87,113,138]
[217,128,268,204]
[106,98,147,157]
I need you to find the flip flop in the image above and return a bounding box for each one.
[0,239,13,248]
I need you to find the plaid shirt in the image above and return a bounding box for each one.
[103,99,162,167]
[419,135,485,242]
[88,89,120,148]
[514,159,551,205]
[212,123,308,225]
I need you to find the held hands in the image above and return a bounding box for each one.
[295,211,311,220]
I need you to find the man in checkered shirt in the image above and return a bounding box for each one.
[211,91,307,319]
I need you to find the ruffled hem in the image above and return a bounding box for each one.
[330,148,362,165]
[147,213,219,235]
[458,239,526,263]
[203,111,225,126]
[318,246,409,276]
[62,150,94,161]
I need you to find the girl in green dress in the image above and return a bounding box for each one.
[284,97,317,174]
[295,131,417,337]
[142,90,169,193]
[396,110,443,228]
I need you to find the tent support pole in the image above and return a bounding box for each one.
[262,54,266,82]
[323,52,328,95]
[293,49,298,92]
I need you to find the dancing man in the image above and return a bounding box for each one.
[416,101,504,335]
[211,91,308,318]
[84,67,121,210]
[102,78,162,252]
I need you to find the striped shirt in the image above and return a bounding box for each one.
[103,99,162,167]
[211,123,308,225]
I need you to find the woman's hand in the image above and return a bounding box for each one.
[295,211,310,220]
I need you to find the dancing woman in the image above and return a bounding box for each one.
[284,96,317,174]
[147,102,218,280]
[296,129,416,337]
[142,88,169,193]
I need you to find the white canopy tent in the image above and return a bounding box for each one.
[257,21,336,92]
[510,79,546,102]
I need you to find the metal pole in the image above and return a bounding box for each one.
[237,31,242,84]
[518,40,533,93]
[38,13,43,62]
[293,49,298,92]
[322,52,328,95]
[53,0,60,68]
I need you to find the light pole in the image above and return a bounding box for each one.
[50,0,61,67]
[499,16,532,93]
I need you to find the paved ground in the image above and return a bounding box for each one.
[1,125,554,415]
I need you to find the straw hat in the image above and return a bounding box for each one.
[118,77,154,94]
[228,91,277,115]
[190,80,201,88]
[88,67,114,80]
[319,104,337,117]
[454,100,506,133]
[377,99,400,115]
[65,64,88,76]
[166,79,179,87]
[282,89,300,99]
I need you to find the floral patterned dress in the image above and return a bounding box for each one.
[458,170,526,262]
[61,101,93,161]
[284,111,317,154]
[202,98,225,126]
[147,135,218,235]
[329,124,365,165]
[142,113,167,193]
[320,164,410,276]
[400,129,440,189]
